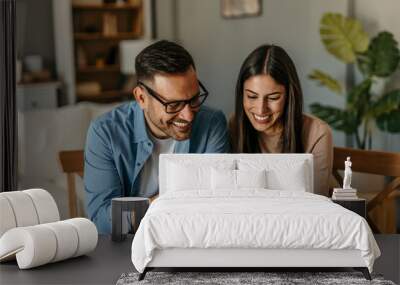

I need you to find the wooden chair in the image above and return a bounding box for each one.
[332,147,400,233]
[59,150,84,218]
[58,150,158,219]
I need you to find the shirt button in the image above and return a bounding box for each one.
[136,162,141,166]
[147,142,152,147]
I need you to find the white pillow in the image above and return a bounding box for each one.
[211,168,267,190]
[237,169,267,189]
[238,159,309,192]
[211,168,236,190]
[167,160,235,192]
[266,161,307,191]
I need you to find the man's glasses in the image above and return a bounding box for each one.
[137,80,209,114]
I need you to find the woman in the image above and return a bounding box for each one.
[230,44,332,196]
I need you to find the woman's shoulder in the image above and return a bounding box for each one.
[302,113,331,134]
[302,113,332,149]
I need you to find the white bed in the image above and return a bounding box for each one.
[131,154,380,280]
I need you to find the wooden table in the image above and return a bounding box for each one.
[0,235,134,285]
[0,235,398,284]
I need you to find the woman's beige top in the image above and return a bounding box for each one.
[230,113,333,196]
[300,114,333,196]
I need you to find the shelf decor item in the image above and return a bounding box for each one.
[72,0,102,5]
[24,55,43,72]
[77,46,88,68]
[103,12,118,36]
[76,82,102,96]
[308,13,400,149]
[332,157,359,200]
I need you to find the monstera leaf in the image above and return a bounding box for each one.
[320,13,369,63]
[347,79,372,120]
[310,103,359,134]
[376,109,400,133]
[368,89,400,117]
[309,13,400,147]
[357,32,400,77]
[308,69,343,94]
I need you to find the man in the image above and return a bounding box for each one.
[84,40,229,233]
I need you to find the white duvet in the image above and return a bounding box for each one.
[131,190,380,273]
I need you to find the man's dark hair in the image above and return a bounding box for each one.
[135,40,196,82]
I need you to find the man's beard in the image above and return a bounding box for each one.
[145,111,192,141]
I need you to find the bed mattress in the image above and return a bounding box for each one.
[131,190,380,273]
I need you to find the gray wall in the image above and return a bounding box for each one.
[157,0,348,146]
[155,0,177,40]
[16,0,55,73]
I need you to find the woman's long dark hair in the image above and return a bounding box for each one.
[230,44,304,153]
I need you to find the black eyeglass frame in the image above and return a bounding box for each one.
[137,80,209,114]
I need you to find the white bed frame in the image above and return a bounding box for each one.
[148,248,365,268]
[139,154,371,280]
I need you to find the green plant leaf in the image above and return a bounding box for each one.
[357,31,400,77]
[308,69,343,94]
[347,79,372,121]
[320,13,369,63]
[369,89,400,117]
[376,109,400,133]
[310,103,359,134]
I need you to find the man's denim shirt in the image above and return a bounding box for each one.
[84,101,229,233]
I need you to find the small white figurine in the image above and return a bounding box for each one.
[343,157,352,189]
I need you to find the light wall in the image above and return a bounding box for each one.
[157,0,348,147]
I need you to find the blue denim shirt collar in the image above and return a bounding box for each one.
[132,104,150,143]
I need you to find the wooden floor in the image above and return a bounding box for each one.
[373,235,400,284]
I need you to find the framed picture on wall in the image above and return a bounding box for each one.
[221,0,262,19]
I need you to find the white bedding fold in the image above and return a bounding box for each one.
[131,190,380,273]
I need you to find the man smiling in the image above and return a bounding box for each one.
[84,41,229,233]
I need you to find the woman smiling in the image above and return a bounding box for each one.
[230,44,333,196]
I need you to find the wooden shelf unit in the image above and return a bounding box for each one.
[77,89,132,102]
[72,3,141,11]
[74,32,141,41]
[72,0,143,103]
[77,64,121,73]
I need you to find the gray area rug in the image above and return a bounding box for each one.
[117,271,395,285]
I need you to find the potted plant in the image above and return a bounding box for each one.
[309,13,400,149]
